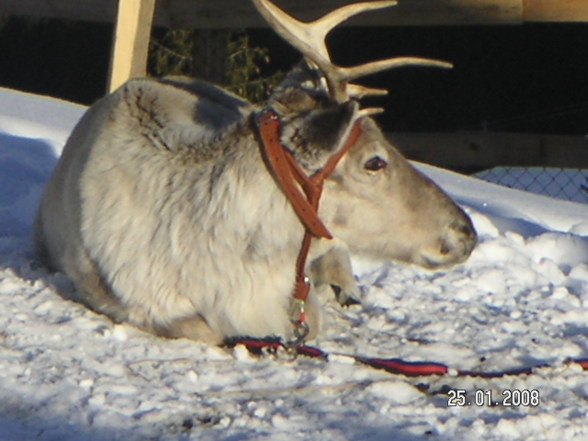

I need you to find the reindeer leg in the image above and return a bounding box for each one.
[154,314,224,344]
[311,244,361,307]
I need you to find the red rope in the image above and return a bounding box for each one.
[355,356,448,377]
[225,338,588,377]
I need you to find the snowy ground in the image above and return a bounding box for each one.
[1,87,588,441]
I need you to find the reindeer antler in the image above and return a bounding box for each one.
[252,0,452,106]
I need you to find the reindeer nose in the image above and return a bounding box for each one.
[440,218,477,263]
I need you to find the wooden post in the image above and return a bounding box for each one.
[108,0,156,93]
[524,0,588,22]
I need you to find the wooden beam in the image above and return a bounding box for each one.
[388,131,588,172]
[107,0,156,92]
[2,0,588,27]
[524,0,588,22]
[165,0,523,29]
[0,0,118,23]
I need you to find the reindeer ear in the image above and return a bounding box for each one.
[301,101,356,154]
[276,97,357,170]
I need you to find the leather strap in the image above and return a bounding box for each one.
[255,109,332,239]
[255,108,362,330]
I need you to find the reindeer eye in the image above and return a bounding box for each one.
[364,156,388,171]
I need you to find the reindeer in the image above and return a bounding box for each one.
[34,0,477,345]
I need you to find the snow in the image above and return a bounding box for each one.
[1,86,588,440]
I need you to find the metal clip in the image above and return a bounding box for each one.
[286,298,310,355]
[289,298,306,323]
[292,319,310,342]
[282,324,309,361]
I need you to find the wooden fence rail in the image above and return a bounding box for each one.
[388,131,588,173]
[3,0,588,27]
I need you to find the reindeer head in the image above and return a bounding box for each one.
[253,0,476,268]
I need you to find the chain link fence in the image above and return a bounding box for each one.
[475,167,588,204]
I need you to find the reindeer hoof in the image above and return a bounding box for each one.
[331,284,361,307]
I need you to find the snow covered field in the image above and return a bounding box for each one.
[1,87,588,441]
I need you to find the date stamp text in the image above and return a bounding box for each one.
[447,389,540,407]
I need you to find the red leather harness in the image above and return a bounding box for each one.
[255,108,363,341]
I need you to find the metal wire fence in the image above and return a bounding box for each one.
[475,167,588,204]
